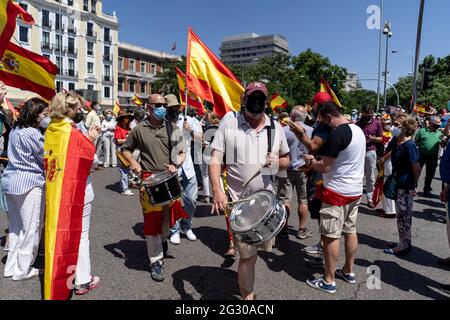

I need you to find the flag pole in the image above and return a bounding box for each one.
[184,87,188,121]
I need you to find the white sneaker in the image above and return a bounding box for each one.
[183,229,197,241]
[170,232,181,245]
[303,242,323,255]
[122,190,134,196]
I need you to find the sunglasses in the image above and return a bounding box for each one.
[151,104,167,108]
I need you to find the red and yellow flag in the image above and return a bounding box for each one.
[113,101,121,116]
[176,67,205,116]
[270,93,288,113]
[320,78,342,108]
[44,119,95,300]
[2,96,17,119]
[131,95,143,106]
[0,42,57,101]
[186,27,244,118]
[0,0,34,57]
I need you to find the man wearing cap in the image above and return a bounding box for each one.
[121,94,187,282]
[209,81,290,300]
[415,116,446,197]
[165,94,202,245]
[289,92,333,261]
[356,105,383,208]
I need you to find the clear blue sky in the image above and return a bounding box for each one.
[104,0,450,91]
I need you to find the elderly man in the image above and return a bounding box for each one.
[277,106,313,239]
[305,102,366,294]
[121,94,186,282]
[209,81,290,300]
[165,94,202,245]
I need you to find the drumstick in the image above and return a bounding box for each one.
[0,157,7,161]
[226,198,255,207]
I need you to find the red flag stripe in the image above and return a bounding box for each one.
[6,42,58,74]
[0,71,56,101]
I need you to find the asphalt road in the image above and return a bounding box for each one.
[1,167,449,300]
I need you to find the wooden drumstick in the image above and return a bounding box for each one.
[0,157,8,161]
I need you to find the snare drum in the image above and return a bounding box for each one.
[143,171,183,206]
[229,191,286,246]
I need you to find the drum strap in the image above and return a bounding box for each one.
[165,120,174,165]
[267,119,275,154]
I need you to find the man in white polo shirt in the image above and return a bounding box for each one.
[209,82,290,300]
[305,102,366,294]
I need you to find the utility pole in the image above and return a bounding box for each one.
[382,21,392,111]
[412,0,426,111]
[376,0,384,113]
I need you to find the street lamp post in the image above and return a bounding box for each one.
[412,0,426,111]
[392,50,415,75]
[376,0,384,114]
[382,21,393,111]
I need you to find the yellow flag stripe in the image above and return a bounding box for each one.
[0,0,8,34]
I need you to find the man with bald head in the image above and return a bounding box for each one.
[276,106,313,239]
[121,94,186,282]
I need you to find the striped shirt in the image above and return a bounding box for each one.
[1,127,45,195]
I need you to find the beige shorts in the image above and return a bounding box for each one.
[319,199,360,239]
[276,177,292,203]
[233,237,275,260]
[287,170,308,204]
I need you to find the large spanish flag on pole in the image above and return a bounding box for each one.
[176,66,205,115]
[186,27,244,118]
[44,119,95,300]
[320,77,342,108]
[131,94,143,106]
[0,42,57,101]
[0,0,34,57]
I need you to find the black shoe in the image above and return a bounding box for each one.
[388,242,397,249]
[150,260,165,282]
[423,191,432,197]
[438,258,450,268]
[278,228,289,239]
[440,284,450,294]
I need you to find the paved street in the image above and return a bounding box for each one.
[0,167,449,300]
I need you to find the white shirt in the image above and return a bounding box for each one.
[176,115,202,180]
[102,119,117,137]
[85,110,101,129]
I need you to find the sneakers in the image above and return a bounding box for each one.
[183,229,197,241]
[150,260,165,282]
[335,269,356,284]
[297,228,313,240]
[303,242,323,255]
[74,276,101,295]
[121,189,134,196]
[306,277,336,294]
[170,232,181,245]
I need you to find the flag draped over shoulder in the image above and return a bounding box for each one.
[0,42,57,101]
[0,0,34,57]
[270,93,288,113]
[320,78,342,108]
[44,119,95,300]
[131,95,143,106]
[186,27,244,118]
[176,67,205,116]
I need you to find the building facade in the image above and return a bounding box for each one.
[345,72,362,92]
[220,33,289,66]
[7,0,118,107]
[118,42,180,109]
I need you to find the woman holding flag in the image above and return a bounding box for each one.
[44,92,101,299]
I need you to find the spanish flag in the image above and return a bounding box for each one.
[270,93,288,113]
[131,95,143,106]
[0,42,57,101]
[2,96,18,120]
[113,101,121,116]
[186,27,244,118]
[0,0,34,57]
[44,119,95,300]
[176,67,205,116]
[320,78,342,108]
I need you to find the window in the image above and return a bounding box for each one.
[129,60,135,71]
[104,27,110,42]
[42,32,50,48]
[55,13,60,30]
[91,0,97,13]
[19,26,28,43]
[43,54,50,60]
[68,37,75,53]
[87,84,94,91]
[150,63,156,75]
[140,82,146,94]
[87,42,94,56]
[56,57,62,74]
[55,35,62,51]
[42,10,50,27]
[83,0,89,11]
[68,59,75,76]
[69,83,75,91]
[118,57,123,69]
[104,65,110,81]
[140,62,146,73]
[129,81,135,92]
[87,62,94,74]
[87,22,94,37]
[104,86,110,99]
[118,79,123,92]
[68,0,74,6]
[104,46,110,60]
[56,81,63,93]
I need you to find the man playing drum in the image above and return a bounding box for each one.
[209,82,290,300]
[121,94,187,282]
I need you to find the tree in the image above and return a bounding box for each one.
[151,56,186,96]
[341,89,378,113]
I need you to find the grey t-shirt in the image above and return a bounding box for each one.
[211,114,290,200]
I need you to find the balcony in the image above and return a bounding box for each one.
[53,44,65,53]
[68,26,77,34]
[42,19,52,29]
[55,23,65,32]
[41,42,51,50]
[103,54,112,62]
[64,70,78,78]
[103,75,112,82]
[104,35,112,44]
[66,46,78,55]
[86,31,97,39]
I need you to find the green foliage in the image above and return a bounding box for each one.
[341,90,378,113]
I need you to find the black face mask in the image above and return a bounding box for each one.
[245,96,266,114]
[166,110,180,121]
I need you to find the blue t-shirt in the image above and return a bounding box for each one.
[391,140,420,190]
[440,144,450,184]
[441,115,450,129]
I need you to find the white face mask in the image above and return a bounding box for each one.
[392,127,401,137]
[40,116,51,129]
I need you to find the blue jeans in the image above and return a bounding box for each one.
[118,166,130,193]
[170,172,198,233]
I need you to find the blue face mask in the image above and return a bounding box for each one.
[153,107,166,121]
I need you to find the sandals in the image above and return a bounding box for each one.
[225,247,236,257]
[74,276,101,296]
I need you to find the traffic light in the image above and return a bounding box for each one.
[422,68,434,90]
[331,80,338,89]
